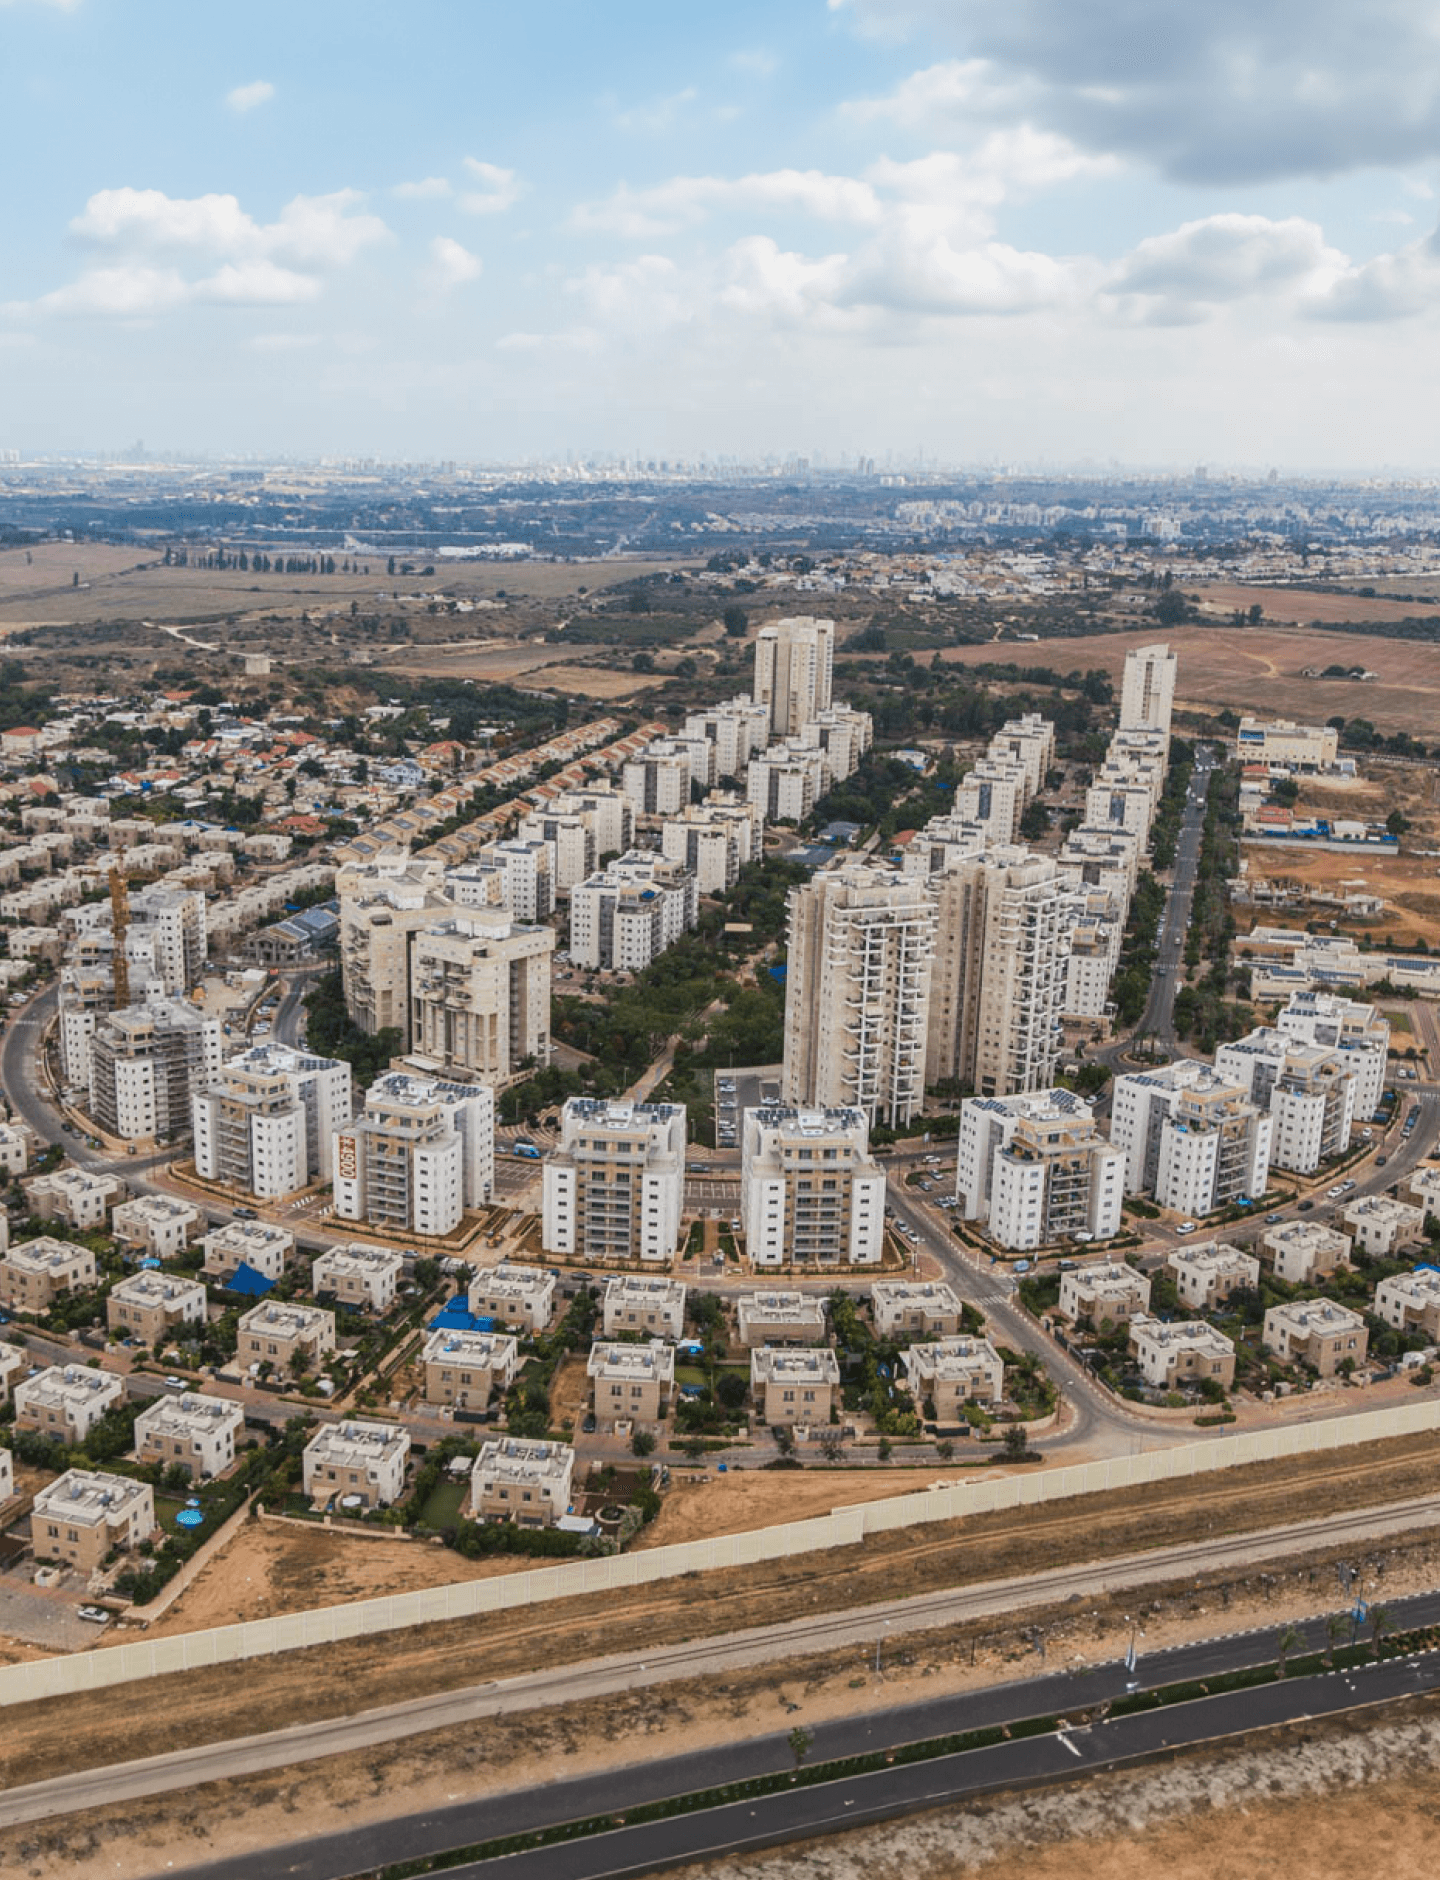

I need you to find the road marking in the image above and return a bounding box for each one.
[1057,1734,1083,1756]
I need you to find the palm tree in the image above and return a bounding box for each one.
[1325,1613,1347,1666]
[1370,1604,1392,1659]
[1276,1624,1304,1678]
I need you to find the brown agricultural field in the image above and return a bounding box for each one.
[937,624,1440,738]
[1191,581,1440,625]
[0,541,690,631]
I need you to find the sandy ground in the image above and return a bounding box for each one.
[1191,581,1440,625]
[636,1469,978,1549]
[118,1520,546,1640]
[676,1702,1440,1880]
[937,625,1440,738]
[1244,843,1440,947]
[9,1527,1440,1879]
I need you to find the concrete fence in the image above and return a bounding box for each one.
[5,1396,1438,1710]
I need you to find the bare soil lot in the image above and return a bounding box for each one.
[938,625,1440,738]
[1245,843,1440,948]
[636,1466,967,1549]
[1192,580,1440,625]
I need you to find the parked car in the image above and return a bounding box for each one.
[76,1605,110,1625]
[1175,1221,1197,1235]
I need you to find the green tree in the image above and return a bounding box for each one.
[722,604,748,638]
[788,1726,814,1768]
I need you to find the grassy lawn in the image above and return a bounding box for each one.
[153,1494,190,1530]
[415,1478,469,1530]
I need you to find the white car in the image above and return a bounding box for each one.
[1175,1221,1197,1236]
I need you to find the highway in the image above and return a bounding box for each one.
[9,1489,1440,1836]
[158,1584,1440,1880]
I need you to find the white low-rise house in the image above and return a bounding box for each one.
[237,1300,337,1374]
[750,1345,841,1425]
[134,1392,244,1479]
[1129,1316,1237,1390]
[302,1420,411,1509]
[0,1237,97,1313]
[902,1336,1005,1414]
[1166,1241,1261,1311]
[0,1120,33,1177]
[1263,1299,1368,1377]
[420,1328,520,1410]
[1409,1168,1440,1223]
[870,1281,965,1339]
[106,1271,207,1347]
[602,1275,687,1340]
[1262,1220,1352,1286]
[0,1339,26,1407]
[311,1244,403,1314]
[200,1219,294,1283]
[111,1194,202,1260]
[1058,1262,1152,1326]
[587,1339,676,1424]
[1342,1195,1425,1258]
[1373,1268,1440,1341]
[31,1469,155,1572]
[24,1167,125,1230]
[735,1291,828,1347]
[470,1436,574,1527]
[468,1262,556,1332]
[14,1363,124,1442]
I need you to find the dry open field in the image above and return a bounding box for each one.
[0,541,687,630]
[938,624,1440,738]
[636,1467,963,1549]
[5,1429,1440,1796]
[1191,580,1440,626]
[1245,843,1440,948]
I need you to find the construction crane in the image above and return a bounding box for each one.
[108,864,130,1012]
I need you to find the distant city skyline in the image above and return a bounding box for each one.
[3,0,1439,468]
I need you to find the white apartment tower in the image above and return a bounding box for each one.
[782,864,936,1128]
[332,1070,494,1237]
[1111,1059,1272,1212]
[1275,990,1389,1120]
[542,1098,685,1264]
[925,848,1071,1099]
[1215,1028,1356,1175]
[193,1042,352,1200]
[408,910,553,1083]
[1119,642,1177,739]
[956,1089,1125,1250]
[740,1105,886,1267]
[88,994,223,1143]
[753,616,834,739]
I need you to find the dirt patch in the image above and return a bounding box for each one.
[636,1467,971,1549]
[1243,843,1440,948]
[550,1351,591,1432]
[4,1432,1440,1792]
[1191,581,1440,625]
[937,625,1440,738]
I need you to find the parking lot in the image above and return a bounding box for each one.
[713,1063,782,1148]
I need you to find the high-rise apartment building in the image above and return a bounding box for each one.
[956,1088,1125,1249]
[450,839,555,922]
[88,994,223,1143]
[745,741,828,823]
[542,1098,685,1263]
[1119,642,1177,738]
[620,741,694,817]
[682,697,772,779]
[925,847,1071,1098]
[740,1105,885,1267]
[337,855,450,1046]
[794,704,874,784]
[782,864,936,1127]
[408,910,553,1082]
[753,615,834,739]
[517,786,634,892]
[192,1042,351,1199]
[332,1069,494,1236]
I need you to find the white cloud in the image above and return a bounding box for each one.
[610,87,698,134]
[15,184,389,321]
[1108,214,1346,320]
[392,177,452,200]
[1309,230,1440,321]
[427,236,483,290]
[458,160,521,216]
[226,79,275,114]
[573,168,882,238]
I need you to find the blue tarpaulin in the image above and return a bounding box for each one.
[224,1262,276,1296]
[429,1296,496,1332]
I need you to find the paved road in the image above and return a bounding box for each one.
[159,1586,1440,1880]
[1135,741,1218,1054]
[10,1488,1440,1836]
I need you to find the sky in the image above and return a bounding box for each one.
[3,0,1440,469]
